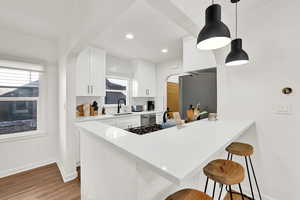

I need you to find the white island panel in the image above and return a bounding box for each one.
[77,120,254,185]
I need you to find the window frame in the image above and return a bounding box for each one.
[105,75,130,107]
[0,63,46,142]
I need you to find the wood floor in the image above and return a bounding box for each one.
[0,164,80,200]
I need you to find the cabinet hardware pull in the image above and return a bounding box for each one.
[88,85,90,94]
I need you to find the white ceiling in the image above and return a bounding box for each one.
[170,0,271,36]
[0,0,71,40]
[91,0,266,64]
[92,0,188,63]
[0,0,268,63]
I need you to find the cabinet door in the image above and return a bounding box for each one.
[76,48,91,96]
[116,116,140,129]
[156,112,163,124]
[132,60,156,97]
[144,62,156,97]
[182,36,216,72]
[90,48,106,96]
[75,129,80,165]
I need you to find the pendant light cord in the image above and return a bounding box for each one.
[235,2,238,38]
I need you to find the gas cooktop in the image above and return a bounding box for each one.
[126,124,163,135]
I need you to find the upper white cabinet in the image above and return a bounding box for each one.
[90,48,106,96]
[76,47,106,96]
[182,36,216,72]
[76,48,90,96]
[132,60,156,97]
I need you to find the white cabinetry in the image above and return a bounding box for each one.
[76,47,106,96]
[99,116,140,129]
[132,60,156,97]
[76,48,90,96]
[156,112,164,124]
[115,116,140,129]
[182,36,216,72]
[76,112,163,164]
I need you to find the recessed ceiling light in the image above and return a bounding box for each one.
[161,49,168,53]
[125,33,134,40]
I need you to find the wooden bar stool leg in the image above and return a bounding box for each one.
[212,181,216,199]
[227,152,231,160]
[204,177,209,194]
[249,156,263,200]
[218,184,223,200]
[227,152,233,161]
[238,184,245,200]
[245,156,255,200]
[229,185,233,200]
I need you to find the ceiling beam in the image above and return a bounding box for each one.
[146,0,200,38]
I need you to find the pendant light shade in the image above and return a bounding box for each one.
[225,0,249,66]
[225,38,249,66]
[197,4,231,50]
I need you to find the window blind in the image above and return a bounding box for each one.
[0,60,44,72]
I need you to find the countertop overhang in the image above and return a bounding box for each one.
[77,119,255,184]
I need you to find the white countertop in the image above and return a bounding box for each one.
[76,110,164,122]
[76,119,255,184]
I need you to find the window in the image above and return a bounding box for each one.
[0,67,40,135]
[105,77,129,105]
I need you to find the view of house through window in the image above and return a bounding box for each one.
[105,77,128,105]
[0,67,39,135]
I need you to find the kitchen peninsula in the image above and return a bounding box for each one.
[77,119,254,200]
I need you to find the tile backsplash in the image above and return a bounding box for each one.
[76,96,103,106]
[131,97,154,106]
[76,96,155,115]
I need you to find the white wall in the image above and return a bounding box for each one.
[0,29,59,177]
[106,54,134,78]
[155,59,183,111]
[215,2,300,200]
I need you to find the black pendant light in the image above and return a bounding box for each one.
[197,0,231,50]
[225,0,249,66]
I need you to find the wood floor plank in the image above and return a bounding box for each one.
[0,163,80,200]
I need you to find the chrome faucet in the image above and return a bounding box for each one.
[117,98,126,113]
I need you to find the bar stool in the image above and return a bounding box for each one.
[166,189,213,200]
[226,142,262,200]
[203,159,245,200]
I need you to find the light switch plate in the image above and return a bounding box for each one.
[274,104,293,115]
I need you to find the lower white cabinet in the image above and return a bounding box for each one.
[156,112,164,124]
[115,116,140,129]
[75,129,81,166]
[76,113,161,164]
[99,116,140,129]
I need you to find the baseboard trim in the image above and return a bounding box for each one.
[0,159,56,178]
[57,161,78,183]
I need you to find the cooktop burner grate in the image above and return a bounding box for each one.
[126,124,163,135]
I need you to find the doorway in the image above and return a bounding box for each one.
[167,75,180,112]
